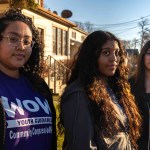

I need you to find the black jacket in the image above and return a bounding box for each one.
[129,78,149,150]
[61,79,132,150]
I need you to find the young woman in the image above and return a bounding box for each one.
[129,40,150,150]
[0,9,57,150]
[59,31,141,150]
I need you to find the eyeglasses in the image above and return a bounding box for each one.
[2,35,35,49]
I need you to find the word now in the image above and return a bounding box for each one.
[1,96,51,118]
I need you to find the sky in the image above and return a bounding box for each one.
[44,0,150,41]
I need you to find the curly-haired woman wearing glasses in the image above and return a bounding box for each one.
[0,9,57,150]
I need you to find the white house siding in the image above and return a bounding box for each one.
[22,9,69,61]
[69,28,88,59]
[51,22,69,61]
[70,28,86,43]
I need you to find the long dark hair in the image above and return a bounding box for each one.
[60,30,141,149]
[133,40,150,95]
[68,31,126,85]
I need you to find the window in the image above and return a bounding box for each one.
[72,31,76,39]
[63,31,67,55]
[37,28,44,45]
[81,35,85,41]
[57,28,62,55]
[53,26,68,56]
[53,27,57,54]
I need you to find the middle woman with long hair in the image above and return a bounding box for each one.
[59,30,141,150]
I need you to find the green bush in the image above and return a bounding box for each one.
[53,97,64,150]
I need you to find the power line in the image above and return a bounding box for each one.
[115,26,139,35]
[72,14,150,27]
[94,14,150,27]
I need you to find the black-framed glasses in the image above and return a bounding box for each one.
[2,35,35,49]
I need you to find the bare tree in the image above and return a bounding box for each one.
[138,19,150,49]
[74,21,85,30]
[84,21,94,33]
[74,21,94,33]
[122,40,132,49]
[131,38,140,49]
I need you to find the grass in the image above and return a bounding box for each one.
[53,96,64,150]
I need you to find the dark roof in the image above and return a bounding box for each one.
[126,49,139,55]
[31,6,76,27]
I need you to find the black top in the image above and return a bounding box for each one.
[137,93,149,150]
[129,78,149,150]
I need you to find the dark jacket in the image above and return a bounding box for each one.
[129,78,149,150]
[61,79,132,150]
[0,79,57,150]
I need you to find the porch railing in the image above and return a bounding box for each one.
[44,55,71,94]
